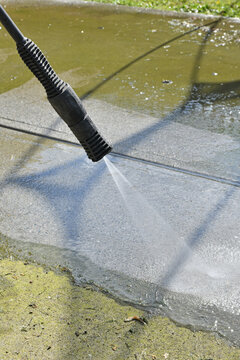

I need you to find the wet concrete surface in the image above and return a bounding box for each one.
[0,1,240,347]
[0,127,240,345]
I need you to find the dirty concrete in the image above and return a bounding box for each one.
[0,249,240,360]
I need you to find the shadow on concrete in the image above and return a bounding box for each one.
[183,80,240,105]
[0,118,62,184]
[159,182,238,288]
[181,17,240,109]
[5,156,106,245]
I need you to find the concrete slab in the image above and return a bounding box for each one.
[0,127,239,345]
[0,2,239,347]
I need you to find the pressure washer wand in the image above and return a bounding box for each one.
[0,5,112,162]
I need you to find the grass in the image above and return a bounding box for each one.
[89,0,240,18]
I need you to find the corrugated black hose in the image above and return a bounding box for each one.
[0,5,112,162]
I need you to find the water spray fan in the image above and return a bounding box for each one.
[0,5,112,162]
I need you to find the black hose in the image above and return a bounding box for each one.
[0,5,24,43]
[17,38,68,99]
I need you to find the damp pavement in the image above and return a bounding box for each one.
[0,0,240,348]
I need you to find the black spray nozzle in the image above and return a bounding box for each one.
[0,5,112,162]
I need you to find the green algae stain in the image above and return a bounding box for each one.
[1,3,239,123]
[0,257,239,360]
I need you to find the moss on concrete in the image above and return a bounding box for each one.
[0,258,239,360]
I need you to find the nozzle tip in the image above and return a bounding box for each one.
[81,131,112,162]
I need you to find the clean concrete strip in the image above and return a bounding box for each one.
[0,127,239,345]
